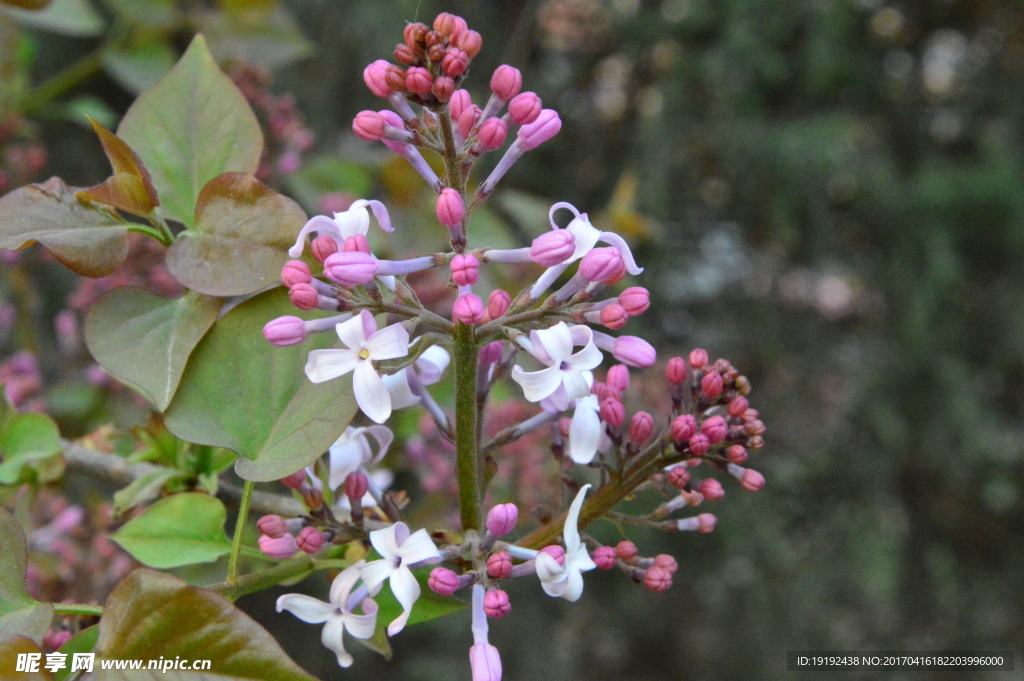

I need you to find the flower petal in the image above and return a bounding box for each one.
[305,349,358,383]
[362,425,394,464]
[386,566,421,636]
[289,215,341,258]
[566,214,601,261]
[560,566,585,602]
[276,594,335,624]
[569,401,601,464]
[598,231,643,274]
[560,369,592,405]
[566,338,603,373]
[343,598,378,640]
[396,527,441,564]
[535,552,567,585]
[511,364,563,403]
[416,346,450,385]
[348,199,393,233]
[354,360,392,424]
[366,323,410,361]
[335,314,368,351]
[320,615,353,668]
[358,558,395,594]
[563,484,591,554]
[329,562,364,609]
[382,369,420,409]
[369,523,401,561]
[570,544,597,573]
[333,202,371,239]
[328,437,364,490]
[532,322,573,364]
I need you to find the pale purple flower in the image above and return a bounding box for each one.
[288,199,393,259]
[511,323,602,410]
[359,522,442,635]
[535,484,596,601]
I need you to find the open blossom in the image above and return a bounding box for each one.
[276,561,379,668]
[326,425,393,491]
[289,199,393,259]
[511,323,602,410]
[535,484,597,601]
[382,345,450,409]
[567,394,605,465]
[305,310,410,424]
[359,522,442,635]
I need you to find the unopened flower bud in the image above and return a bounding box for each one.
[539,545,565,566]
[508,92,542,125]
[744,419,766,437]
[727,445,748,464]
[689,348,708,368]
[433,12,468,37]
[486,503,519,536]
[280,471,307,490]
[618,287,650,316]
[263,316,308,347]
[442,49,469,77]
[311,235,339,262]
[425,30,445,48]
[405,66,432,97]
[450,89,473,121]
[280,260,312,288]
[490,65,522,100]
[436,188,465,227]
[303,487,323,510]
[629,411,653,444]
[643,565,672,593]
[477,117,508,150]
[353,110,386,141]
[343,472,369,502]
[385,64,407,92]
[453,29,482,57]
[698,513,717,532]
[43,630,72,651]
[598,304,628,330]
[257,514,287,539]
[593,546,617,570]
[363,60,391,97]
[728,396,749,417]
[666,357,686,384]
[668,465,691,489]
[600,397,625,428]
[432,76,455,102]
[517,109,561,150]
[479,340,503,366]
[699,478,724,501]
[653,554,678,574]
[530,229,575,266]
[701,415,728,444]
[486,552,513,579]
[483,589,511,618]
[343,234,371,254]
[428,567,460,596]
[324,251,377,287]
[487,289,511,318]
[735,375,751,395]
[296,526,324,554]
[458,105,482,139]
[606,364,630,392]
[613,336,656,368]
[259,533,298,559]
[741,468,766,491]
[688,432,710,456]
[453,293,485,325]
[451,253,480,286]
[288,283,319,311]
[701,371,724,398]
[615,540,637,561]
[671,414,697,442]
[404,22,429,47]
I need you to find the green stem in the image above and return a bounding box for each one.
[53,603,103,618]
[227,480,255,584]
[208,554,315,602]
[126,224,170,246]
[453,321,481,532]
[18,52,103,116]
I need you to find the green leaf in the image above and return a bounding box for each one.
[0,508,54,642]
[0,412,62,484]
[96,569,317,680]
[110,493,231,568]
[85,287,223,410]
[373,566,467,629]
[117,34,263,227]
[111,467,188,516]
[166,173,306,296]
[164,288,358,482]
[102,39,177,94]
[54,625,99,681]
[0,636,53,680]
[76,118,160,216]
[4,0,104,36]
[0,177,129,277]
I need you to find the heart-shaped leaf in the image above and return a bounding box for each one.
[166,173,306,296]
[76,118,160,216]
[0,508,54,642]
[117,34,263,227]
[85,287,223,410]
[110,493,231,568]
[54,625,99,681]
[0,412,62,484]
[95,569,317,680]
[0,177,129,277]
[164,288,358,482]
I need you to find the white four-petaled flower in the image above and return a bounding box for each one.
[511,322,602,411]
[535,484,597,602]
[289,199,393,259]
[276,561,378,668]
[305,310,409,424]
[359,522,442,636]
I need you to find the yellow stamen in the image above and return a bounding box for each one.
[359,349,371,360]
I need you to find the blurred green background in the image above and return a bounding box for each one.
[3,0,1024,679]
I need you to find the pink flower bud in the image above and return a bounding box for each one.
[477,117,508,150]
[613,336,656,368]
[671,414,697,442]
[517,109,561,150]
[436,188,465,227]
[490,65,522,100]
[458,105,482,139]
[744,419,766,437]
[324,251,377,287]
[701,415,728,444]
[451,253,480,286]
[629,411,653,444]
[394,43,416,65]
[508,91,542,125]
[486,552,513,579]
[483,589,511,618]
[257,514,287,539]
[618,287,650,316]
[741,468,766,492]
[728,396,749,417]
[470,642,502,681]
[405,66,433,97]
[594,383,622,403]
[599,304,628,330]
[453,293,485,324]
[748,435,764,450]
[288,283,319,311]
[363,59,392,98]
[643,565,672,593]
[433,12,468,37]
[487,289,511,318]
[540,544,565,566]
[593,546,617,570]
[280,260,312,288]
[727,445,748,465]
[701,371,724,398]
[688,432,710,456]
[530,229,575,266]
[450,89,473,121]
[607,364,630,392]
[442,49,469,77]
[698,513,717,533]
[280,471,307,490]
[666,357,687,384]
[558,417,572,439]
[296,526,324,554]
[432,76,455,103]
[453,29,482,58]
[486,502,519,536]
[615,540,638,561]
[404,22,428,47]
[353,110,385,141]
[311,235,339,262]
[385,64,408,93]
[263,316,307,347]
[689,348,708,368]
[343,472,369,501]
[428,567,460,596]
[668,465,691,489]
[699,478,724,501]
[343,234,371,254]
[600,397,625,428]
[653,554,678,574]
[43,630,72,651]
[479,340,503,366]
[259,533,298,559]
